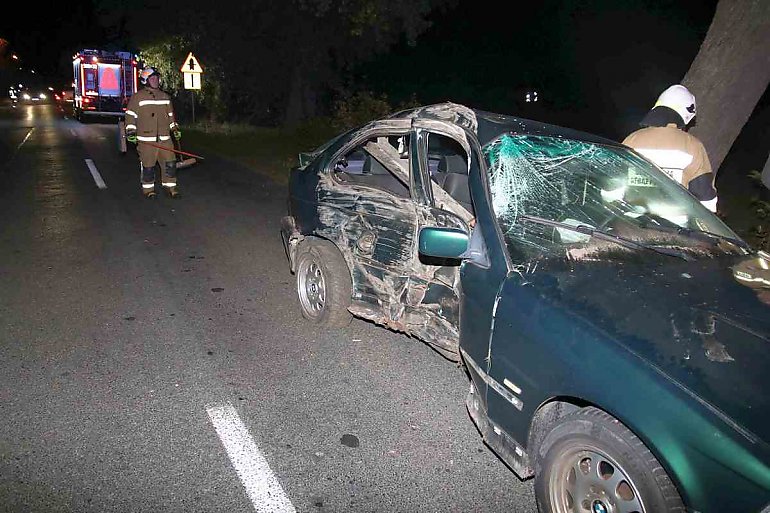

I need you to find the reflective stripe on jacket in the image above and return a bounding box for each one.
[125,88,179,142]
[623,123,718,211]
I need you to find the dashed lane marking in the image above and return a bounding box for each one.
[84,159,107,190]
[5,128,34,167]
[207,403,296,513]
[70,129,77,137]
[17,128,34,151]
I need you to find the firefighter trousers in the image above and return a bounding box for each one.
[137,140,177,193]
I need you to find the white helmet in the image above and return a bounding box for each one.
[654,84,696,125]
[139,66,160,86]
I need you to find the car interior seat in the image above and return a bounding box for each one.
[433,154,472,212]
[362,155,409,197]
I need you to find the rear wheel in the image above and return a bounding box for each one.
[535,407,684,513]
[295,239,352,327]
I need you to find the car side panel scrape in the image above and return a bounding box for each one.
[310,135,463,357]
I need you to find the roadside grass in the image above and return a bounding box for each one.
[182,120,339,185]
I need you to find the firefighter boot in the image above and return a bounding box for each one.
[141,166,157,198]
[162,161,180,198]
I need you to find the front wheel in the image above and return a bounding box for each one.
[295,239,352,327]
[535,407,684,513]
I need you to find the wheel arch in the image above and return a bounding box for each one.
[526,395,688,508]
[296,234,355,283]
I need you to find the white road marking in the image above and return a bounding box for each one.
[70,129,77,137]
[84,159,107,190]
[7,128,34,164]
[16,128,34,152]
[207,403,296,513]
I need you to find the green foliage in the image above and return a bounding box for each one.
[748,199,769,251]
[331,91,420,131]
[138,36,227,122]
[98,0,450,125]
[137,36,188,96]
[745,170,770,251]
[331,91,392,130]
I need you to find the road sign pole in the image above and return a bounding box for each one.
[191,89,195,125]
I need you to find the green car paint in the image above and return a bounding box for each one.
[284,102,770,512]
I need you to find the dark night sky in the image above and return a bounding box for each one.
[353,0,720,139]
[1,2,102,90]
[0,0,725,140]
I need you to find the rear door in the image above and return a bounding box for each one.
[319,128,422,331]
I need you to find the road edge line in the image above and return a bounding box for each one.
[84,158,107,190]
[206,403,296,513]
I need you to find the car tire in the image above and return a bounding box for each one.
[535,406,684,513]
[295,239,353,327]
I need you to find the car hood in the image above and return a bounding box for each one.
[529,253,770,442]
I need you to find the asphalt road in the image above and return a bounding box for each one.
[0,103,536,512]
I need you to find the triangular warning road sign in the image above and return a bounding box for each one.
[180,52,203,73]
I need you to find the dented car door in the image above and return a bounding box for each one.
[319,132,422,333]
[406,121,476,356]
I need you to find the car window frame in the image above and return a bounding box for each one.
[326,128,415,201]
[411,126,476,226]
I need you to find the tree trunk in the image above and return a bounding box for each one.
[284,59,318,126]
[682,0,770,173]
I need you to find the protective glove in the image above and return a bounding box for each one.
[173,129,182,141]
[126,130,137,144]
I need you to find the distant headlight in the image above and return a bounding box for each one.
[38,93,46,99]
[22,93,31,100]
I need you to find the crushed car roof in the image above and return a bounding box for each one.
[389,102,621,148]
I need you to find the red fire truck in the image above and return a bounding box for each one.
[72,49,138,121]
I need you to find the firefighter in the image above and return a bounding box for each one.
[623,84,718,213]
[125,67,182,198]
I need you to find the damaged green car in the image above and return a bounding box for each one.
[281,102,770,512]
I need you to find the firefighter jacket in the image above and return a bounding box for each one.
[125,87,179,143]
[623,123,718,212]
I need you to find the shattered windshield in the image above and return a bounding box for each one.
[484,134,745,262]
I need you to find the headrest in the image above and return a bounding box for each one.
[438,154,467,175]
[363,156,390,175]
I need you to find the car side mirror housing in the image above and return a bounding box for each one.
[419,227,469,259]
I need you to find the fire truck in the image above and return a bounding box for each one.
[72,49,138,121]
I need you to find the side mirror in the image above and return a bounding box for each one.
[418,227,469,259]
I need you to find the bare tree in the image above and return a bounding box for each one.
[682,0,770,173]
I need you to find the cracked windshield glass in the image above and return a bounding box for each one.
[484,134,743,262]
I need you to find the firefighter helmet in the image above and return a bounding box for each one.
[654,84,697,125]
[139,66,160,86]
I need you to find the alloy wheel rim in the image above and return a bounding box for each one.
[298,259,326,318]
[549,445,646,513]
